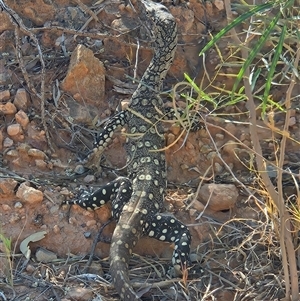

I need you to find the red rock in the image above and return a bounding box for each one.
[14,88,30,111]
[0,90,10,101]
[0,102,17,115]
[15,110,30,128]
[16,182,43,204]
[0,178,18,198]
[7,124,23,136]
[61,44,105,106]
[28,148,46,159]
[198,183,238,211]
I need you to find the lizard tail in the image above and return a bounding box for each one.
[109,223,141,301]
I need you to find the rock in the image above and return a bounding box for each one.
[14,202,23,209]
[65,287,93,301]
[35,159,48,169]
[28,148,47,160]
[3,137,13,148]
[15,110,30,128]
[53,225,60,234]
[0,12,14,31]
[14,88,30,111]
[35,248,57,263]
[5,149,18,157]
[222,140,237,155]
[0,178,18,198]
[0,90,10,101]
[213,0,225,10]
[1,204,11,211]
[0,102,17,115]
[7,123,23,137]
[61,44,105,106]
[16,182,43,204]
[9,0,55,26]
[198,183,238,211]
[83,175,95,183]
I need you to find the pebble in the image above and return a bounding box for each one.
[0,90,10,101]
[86,220,96,227]
[0,102,17,114]
[35,159,47,169]
[84,232,91,238]
[0,178,18,196]
[83,174,95,183]
[3,137,14,148]
[15,110,30,128]
[16,182,44,204]
[28,148,46,159]
[197,183,238,211]
[5,149,18,157]
[65,287,93,301]
[14,88,30,111]
[14,202,23,209]
[36,247,57,263]
[53,225,60,234]
[74,164,86,174]
[7,124,23,136]
[2,204,11,211]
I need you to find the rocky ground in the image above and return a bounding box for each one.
[0,0,300,300]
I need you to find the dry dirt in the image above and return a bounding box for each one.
[0,0,300,301]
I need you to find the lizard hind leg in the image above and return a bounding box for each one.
[143,213,191,269]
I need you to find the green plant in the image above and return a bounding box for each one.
[0,232,13,286]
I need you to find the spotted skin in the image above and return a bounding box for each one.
[65,1,191,300]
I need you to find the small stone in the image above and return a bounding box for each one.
[16,182,43,204]
[213,0,224,10]
[222,140,237,155]
[225,122,237,137]
[185,141,194,150]
[66,287,93,301]
[0,178,18,197]
[60,188,70,196]
[289,117,296,127]
[35,159,48,169]
[14,202,23,209]
[197,183,238,211]
[180,164,189,170]
[26,264,36,273]
[190,200,205,211]
[15,110,30,128]
[5,149,18,157]
[86,220,96,227]
[61,44,105,105]
[14,88,30,111]
[7,124,23,136]
[84,232,91,238]
[2,204,11,211]
[0,90,10,101]
[215,133,224,140]
[214,162,223,173]
[0,102,17,114]
[53,225,60,234]
[83,175,95,183]
[36,248,57,263]
[74,164,86,175]
[169,125,181,136]
[28,148,46,159]
[167,133,176,145]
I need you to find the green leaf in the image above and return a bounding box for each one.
[231,12,281,96]
[262,23,287,117]
[199,2,274,57]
